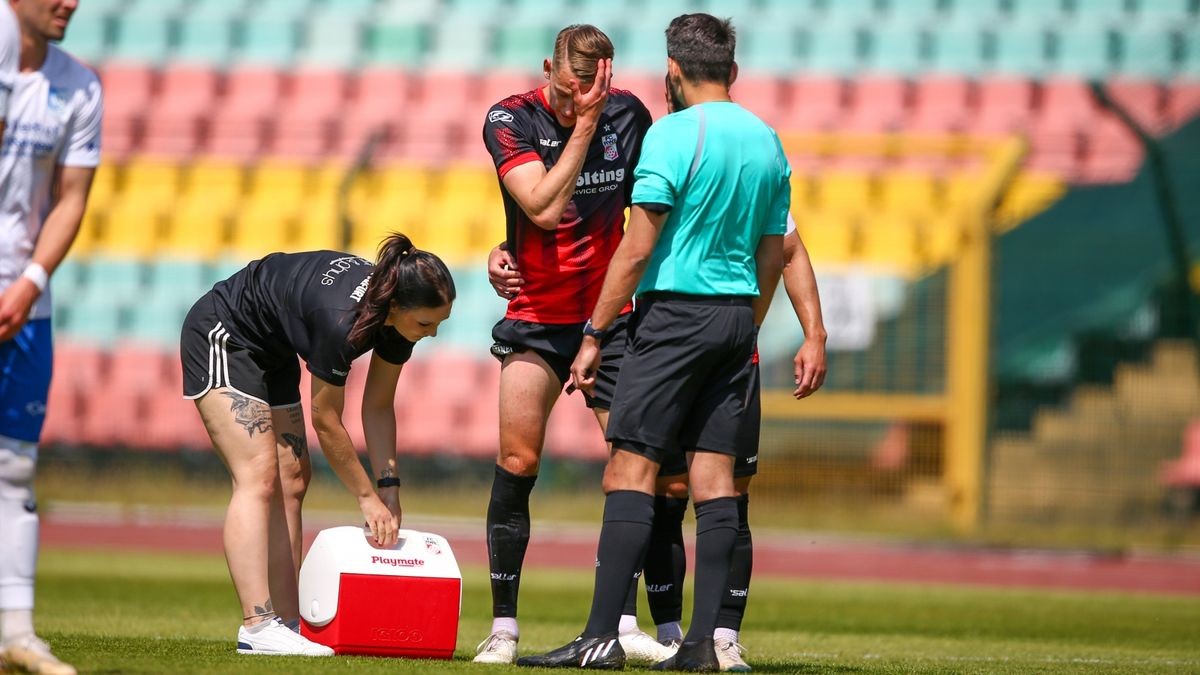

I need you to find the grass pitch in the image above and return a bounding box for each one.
[27,548,1200,674]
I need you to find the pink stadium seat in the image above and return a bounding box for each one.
[545,394,606,460]
[731,76,784,126]
[287,68,351,124]
[478,70,542,110]
[1079,112,1142,183]
[1037,78,1100,133]
[142,66,220,159]
[41,378,83,446]
[53,342,107,391]
[100,64,156,159]
[970,76,1035,134]
[205,68,285,160]
[843,76,910,132]
[909,75,974,133]
[145,388,210,450]
[618,72,668,121]
[79,384,145,448]
[336,69,413,160]
[1166,78,1200,128]
[778,77,845,131]
[1104,78,1166,134]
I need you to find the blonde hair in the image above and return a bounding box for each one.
[551,24,614,83]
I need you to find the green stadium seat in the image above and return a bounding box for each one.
[58,1,111,64]
[802,24,863,75]
[189,0,251,16]
[1130,0,1192,23]
[146,259,210,304]
[494,23,558,71]
[1052,26,1114,78]
[928,26,988,75]
[878,0,945,24]
[1005,0,1068,23]
[318,0,380,10]
[173,15,235,65]
[57,297,124,348]
[864,24,926,75]
[738,25,802,76]
[424,16,490,71]
[109,12,173,64]
[365,19,427,67]
[51,259,85,299]
[1114,26,1178,79]
[1182,32,1200,78]
[377,0,440,21]
[822,0,883,23]
[253,0,318,18]
[127,297,189,348]
[301,12,362,68]
[238,15,300,66]
[82,257,145,302]
[613,23,670,72]
[1071,0,1130,22]
[989,24,1049,76]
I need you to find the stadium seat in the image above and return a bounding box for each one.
[860,214,922,274]
[1166,78,1200,127]
[992,171,1066,227]
[173,13,236,65]
[57,1,110,65]
[494,22,558,71]
[989,23,1050,76]
[142,66,221,158]
[863,24,926,76]
[300,11,362,68]
[109,10,173,64]
[909,75,974,132]
[815,170,874,216]
[206,68,286,159]
[1080,112,1143,183]
[364,17,428,67]
[779,76,846,131]
[794,211,856,263]
[844,77,911,132]
[1105,78,1168,133]
[238,14,300,66]
[1052,26,1114,79]
[1071,0,1131,23]
[1113,25,1178,79]
[127,297,190,347]
[971,76,1035,133]
[424,16,491,72]
[879,171,940,220]
[1132,0,1195,24]
[928,26,988,75]
[802,23,863,75]
[738,25,802,77]
[1005,0,1069,23]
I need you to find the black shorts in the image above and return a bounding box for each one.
[658,359,760,478]
[180,292,302,407]
[607,293,756,465]
[490,314,628,410]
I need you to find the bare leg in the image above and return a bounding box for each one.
[270,403,311,624]
[196,389,281,627]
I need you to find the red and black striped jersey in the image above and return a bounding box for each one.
[482,86,652,324]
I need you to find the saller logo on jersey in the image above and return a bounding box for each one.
[489,110,514,123]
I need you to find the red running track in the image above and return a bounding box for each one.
[40,509,1200,596]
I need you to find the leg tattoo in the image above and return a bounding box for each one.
[222,391,273,437]
[281,432,306,460]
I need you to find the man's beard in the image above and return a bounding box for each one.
[666,74,687,113]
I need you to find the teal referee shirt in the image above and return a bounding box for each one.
[630,101,791,297]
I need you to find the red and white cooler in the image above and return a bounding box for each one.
[298,526,462,658]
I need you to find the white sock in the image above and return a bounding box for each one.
[714,627,739,643]
[618,614,639,634]
[244,618,273,634]
[491,617,518,639]
[656,621,683,643]
[1,609,34,641]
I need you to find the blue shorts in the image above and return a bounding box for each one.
[0,318,53,443]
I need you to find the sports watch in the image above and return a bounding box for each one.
[582,319,610,341]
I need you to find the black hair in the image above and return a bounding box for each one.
[347,233,456,349]
[665,13,737,85]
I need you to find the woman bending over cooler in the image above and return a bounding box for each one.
[179,234,455,656]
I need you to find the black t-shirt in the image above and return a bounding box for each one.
[482,86,652,323]
[210,251,415,386]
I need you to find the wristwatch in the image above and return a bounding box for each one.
[582,319,610,341]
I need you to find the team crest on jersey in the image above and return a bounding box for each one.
[47,87,67,113]
[601,133,619,161]
[489,110,514,124]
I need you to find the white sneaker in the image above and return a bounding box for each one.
[236,618,334,656]
[0,633,77,675]
[714,637,751,672]
[473,630,518,664]
[619,629,679,664]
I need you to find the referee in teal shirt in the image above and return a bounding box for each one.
[518,13,789,671]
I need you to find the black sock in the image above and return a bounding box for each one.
[683,497,738,643]
[645,495,688,626]
[717,494,752,631]
[582,490,654,638]
[621,570,641,618]
[486,464,537,618]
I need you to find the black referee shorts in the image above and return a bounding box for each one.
[658,360,761,479]
[606,293,756,465]
[180,292,302,407]
[490,313,629,410]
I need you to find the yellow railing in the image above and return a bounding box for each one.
[774,132,1029,530]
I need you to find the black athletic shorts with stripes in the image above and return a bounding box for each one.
[606,292,756,467]
[490,313,629,410]
[180,291,302,407]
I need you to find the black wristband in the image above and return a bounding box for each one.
[376,477,401,488]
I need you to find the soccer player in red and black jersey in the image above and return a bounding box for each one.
[473,25,660,665]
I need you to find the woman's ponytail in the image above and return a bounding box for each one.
[347,233,455,349]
